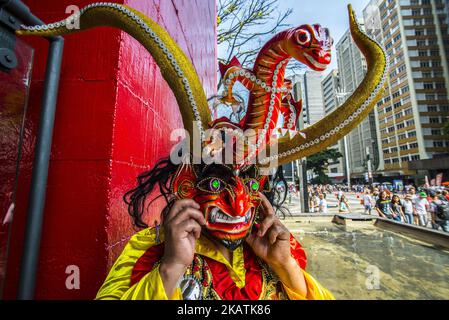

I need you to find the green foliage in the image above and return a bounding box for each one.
[306,149,343,185]
[443,120,449,135]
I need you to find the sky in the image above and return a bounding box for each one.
[217,0,372,78]
[276,0,372,76]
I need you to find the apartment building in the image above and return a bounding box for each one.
[321,70,346,182]
[363,0,449,181]
[335,27,380,182]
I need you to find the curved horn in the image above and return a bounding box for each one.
[17,3,211,141]
[262,5,388,166]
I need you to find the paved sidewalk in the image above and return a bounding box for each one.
[284,192,374,216]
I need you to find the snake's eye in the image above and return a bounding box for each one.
[198,177,226,193]
[247,179,259,194]
[296,29,311,46]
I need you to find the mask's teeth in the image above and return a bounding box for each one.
[210,207,219,223]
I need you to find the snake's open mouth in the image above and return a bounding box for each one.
[205,206,254,235]
[304,52,328,70]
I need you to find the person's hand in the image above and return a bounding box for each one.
[246,193,307,297]
[245,193,292,269]
[159,199,205,298]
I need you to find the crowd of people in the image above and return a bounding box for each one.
[305,184,449,233]
[370,187,449,232]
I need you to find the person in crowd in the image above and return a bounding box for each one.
[401,194,415,225]
[442,190,449,202]
[375,191,393,219]
[318,193,328,214]
[414,191,430,227]
[429,191,449,233]
[391,194,406,222]
[338,195,351,214]
[337,188,344,201]
[372,188,380,202]
[362,188,373,215]
[312,192,320,214]
[408,187,419,225]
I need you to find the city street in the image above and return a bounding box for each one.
[285,192,368,216]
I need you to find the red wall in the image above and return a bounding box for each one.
[4,0,216,299]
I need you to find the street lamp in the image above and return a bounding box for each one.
[335,89,352,191]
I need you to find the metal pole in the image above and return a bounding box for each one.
[16,37,64,300]
[0,0,65,299]
[343,135,351,191]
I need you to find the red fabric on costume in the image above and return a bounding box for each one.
[204,245,263,300]
[290,234,307,269]
[130,243,165,287]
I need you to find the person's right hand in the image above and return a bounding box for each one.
[159,199,206,298]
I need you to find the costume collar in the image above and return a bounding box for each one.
[195,235,247,288]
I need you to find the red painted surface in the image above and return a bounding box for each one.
[4,0,216,299]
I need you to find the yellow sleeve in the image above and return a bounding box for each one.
[95,228,182,300]
[283,270,335,300]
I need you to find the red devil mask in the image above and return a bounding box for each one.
[171,162,268,250]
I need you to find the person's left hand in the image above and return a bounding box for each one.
[245,193,292,268]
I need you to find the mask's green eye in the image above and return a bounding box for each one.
[210,178,221,192]
[248,179,259,193]
[197,177,226,193]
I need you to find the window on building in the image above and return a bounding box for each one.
[401,156,410,162]
[398,133,407,140]
[429,117,440,123]
[418,50,427,56]
[423,83,434,89]
[431,129,442,135]
[409,142,419,148]
[433,141,444,147]
[428,105,438,112]
[410,155,420,161]
[409,131,417,137]
[400,145,408,151]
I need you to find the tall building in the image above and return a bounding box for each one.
[363,0,449,181]
[299,71,325,126]
[335,27,380,182]
[321,70,346,182]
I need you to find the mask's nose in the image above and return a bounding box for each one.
[228,178,251,217]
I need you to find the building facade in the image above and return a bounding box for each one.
[335,27,380,182]
[363,0,449,182]
[321,70,346,182]
[299,71,325,126]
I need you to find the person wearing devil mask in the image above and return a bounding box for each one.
[95,158,334,300]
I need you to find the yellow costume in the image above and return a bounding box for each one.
[96,228,334,300]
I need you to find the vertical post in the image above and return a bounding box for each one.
[17,37,64,300]
[343,135,351,191]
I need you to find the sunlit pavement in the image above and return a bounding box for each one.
[284,192,372,216]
